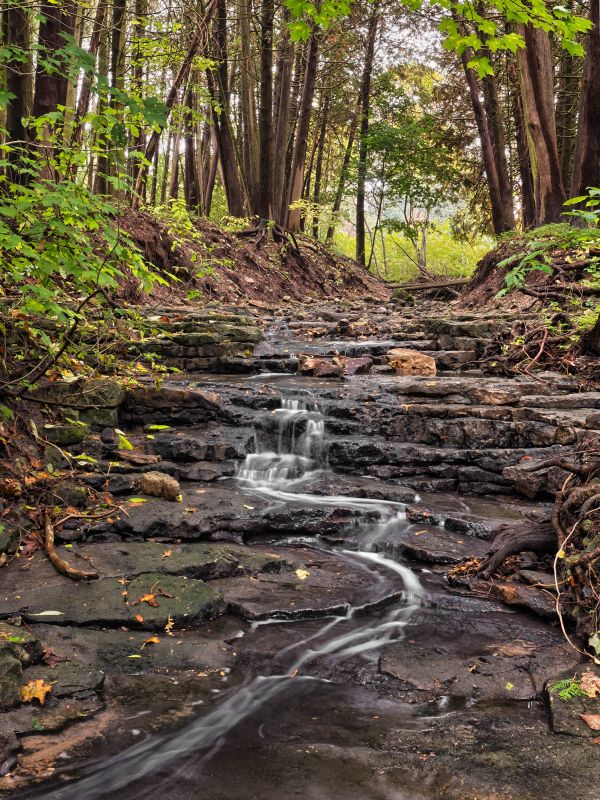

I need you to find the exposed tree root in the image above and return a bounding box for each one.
[44,512,99,581]
[476,519,556,577]
[235,219,301,256]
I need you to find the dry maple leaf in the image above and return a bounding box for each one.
[138,593,159,607]
[580,672,600,699]
[161,549,172,559]
[21,679,53,705]
[580,714,600,731]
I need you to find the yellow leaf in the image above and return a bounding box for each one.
[295,568,310,580]
[161,549,172,559]
[164,614,175,637]
[21,679,53,705]
[557,549,566,559]
[135,613,144,623]
[141,635,160,649]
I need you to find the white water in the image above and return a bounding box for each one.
[38,397,423,800]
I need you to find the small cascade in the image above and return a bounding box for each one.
[237,397,326,487]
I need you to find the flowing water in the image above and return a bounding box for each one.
[33,397,427,800]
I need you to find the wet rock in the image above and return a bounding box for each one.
[0,648,22,710]
[386,348,436,376]
[343,357,373,375]
[22,662,105,698]
[212,548,402,621]
[380,606,580,701]
[375,524,489,564]
[0,524,19,557]
[547,675,600,736]
[2,573,225,630]
[151,425,254,462]
[0,624,44,666]
[298,355,343,378]
[138,471,182,501]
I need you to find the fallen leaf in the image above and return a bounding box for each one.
[134,614,144,623]
[43,648,67,667]
[295,568,310,580]
[128,654,142,659]
[28,610,64,617]
[243,505,255,510]
[21,679,53,705]
[580,714,600,731]
[161,549,172,559]
[138,593,159,607]
[128,497,148,505]
[141,635,160,649]
[580,672,600,699]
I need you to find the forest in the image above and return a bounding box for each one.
[0,0,600,798]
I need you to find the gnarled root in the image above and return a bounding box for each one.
[44,513,99,581]
[476,519,556,577]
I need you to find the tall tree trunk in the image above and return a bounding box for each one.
[210,0,246,217]
[3,2,33,171]
[94,17,110,193]
[273,18,293,224]
[258,0,274,219]
[481,66,515,229]
[184,93,200,211]
[71,0,108,150]
[132,0,218,203]
[312,93,329,238]
[239,0,259,214]
[555,51,581,191]
[570,0,600,197]
[286,32,318,231]
[326,99,359,243]
[517,24,565,225]
[356,5,379,265]
[169,129,181,199]
[509,59,535,227]
[32,1,77,179]
[460,48,514,234]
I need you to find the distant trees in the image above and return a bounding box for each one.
[0,0,597,268]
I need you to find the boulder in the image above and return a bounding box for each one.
[386,348,437,376]
[138,471,182,502]
[0,647,22,710]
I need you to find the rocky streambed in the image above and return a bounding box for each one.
[1,299,600,799]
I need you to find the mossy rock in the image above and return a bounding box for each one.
[390,288,415,306]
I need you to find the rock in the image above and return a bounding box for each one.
[298,354,343,377]
[343,357,373,376]
[0,624,44,667]
[386,348,436,376]
[390,288,415,306]
[22,662,105,698]
[6,573,225,630]
[43,422,90,446]
[0,524,19,556]
[54,481,88,509]
[138,471,182,502]
[0,647,22,710]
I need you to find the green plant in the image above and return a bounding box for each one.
[549,676,588,701]
[564,187,600,227]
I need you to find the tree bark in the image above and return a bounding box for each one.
[239,0,259,213]
[285,32,319,231]
[272,12,293,223]
[258,0,274,219]
[71,0,108,150]
[326,98,359,243]
[517,24,566,225]
[482,66,515,230]
[356,5,379,265]
[555,51,581,191]
[460,48,514,233]
[132,0,219,204]
[312,93,329,238]
[570,0,600,197]
[3,2,33,169]
[509,59,535,228]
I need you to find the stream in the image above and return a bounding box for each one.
[6,304,600,800]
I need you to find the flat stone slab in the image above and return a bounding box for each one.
[0,573,224,630]
[30,616,242,675]
[374,522,489,564]
[212,548,403,620]
[0,542,292,597]
[380,605,580,701]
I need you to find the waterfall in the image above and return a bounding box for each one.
[237,397,327,487]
